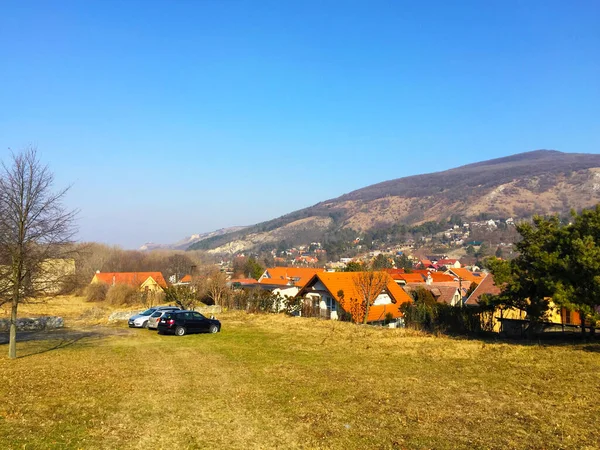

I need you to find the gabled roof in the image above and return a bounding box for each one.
[448,268,485,284]
[465,274,501,306]
[92,272,168,289]
[427,272,455,282]
[403,284,460,305]
[180,274,192,283]
[297,271,413,322]
[259,267,324,287]
[437,258,459,265]
[398,273,426,283]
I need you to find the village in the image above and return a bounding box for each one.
[87,244,581,336]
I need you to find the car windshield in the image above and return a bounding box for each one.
[140,308,156,316]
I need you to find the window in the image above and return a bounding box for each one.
[192,312,204,320]
[326,296,336,311]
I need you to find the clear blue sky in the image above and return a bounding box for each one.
[1,1,599,248]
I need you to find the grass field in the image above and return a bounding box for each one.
[1,303,600,449]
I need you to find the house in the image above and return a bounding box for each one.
[0,258,76,295]
[296,271,413,325]
[465,273,582,333]
[258,267,324,288]
[395,273,427,285]
[294,255,319,265]
[437,259,461,269]
[257,267,325,298]
[403,284,463,307]
[179,274,192,284]
[90,271,167,292]
[419,259,435,269]
[447,268,485,285]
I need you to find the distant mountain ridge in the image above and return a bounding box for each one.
[139,226,247,251]
[179,150,600,253]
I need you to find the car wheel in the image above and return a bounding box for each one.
[209,324,218,334]
[142,321,148,329]
[175,326,186,336]
[157,330,164,335]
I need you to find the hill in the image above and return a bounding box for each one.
[139,226,247,251]
[187,150,600,253]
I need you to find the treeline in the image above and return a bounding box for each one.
[66,243,215,292]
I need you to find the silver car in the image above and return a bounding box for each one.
[128,306,180,328]
[147,310,168,330]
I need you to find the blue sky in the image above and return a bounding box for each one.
[1,1,599,248]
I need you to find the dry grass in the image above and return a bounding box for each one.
[0,295,143,327]
[0,305,600,449]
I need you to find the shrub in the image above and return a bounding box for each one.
[105,284,140,306]
[85,283,109,302]
[164,285,198,310]
[400,301,484,334]
[225,288,283,313]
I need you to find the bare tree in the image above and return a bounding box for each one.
[352,270,389,324]
[203,268,230,306]
[0,147,77,359]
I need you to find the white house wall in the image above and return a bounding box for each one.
[373,293,392,305]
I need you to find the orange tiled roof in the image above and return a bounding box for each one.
[180,274,192,283]
[92,272,167,289]
[298,271,413,322]
[399,273,426,283]
[427,272,456,282]
[259,267,324,287]
[382,268,406,279]
[448,268,485,284]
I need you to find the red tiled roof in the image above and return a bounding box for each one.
[437,259,459,265]
[92,272,167,289]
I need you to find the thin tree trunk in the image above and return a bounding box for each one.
[581,311,586,340]
[9,296,18,359]
[363,300,370,324]
[9,258,22,359]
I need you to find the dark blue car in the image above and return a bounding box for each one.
[157,310,221,336]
